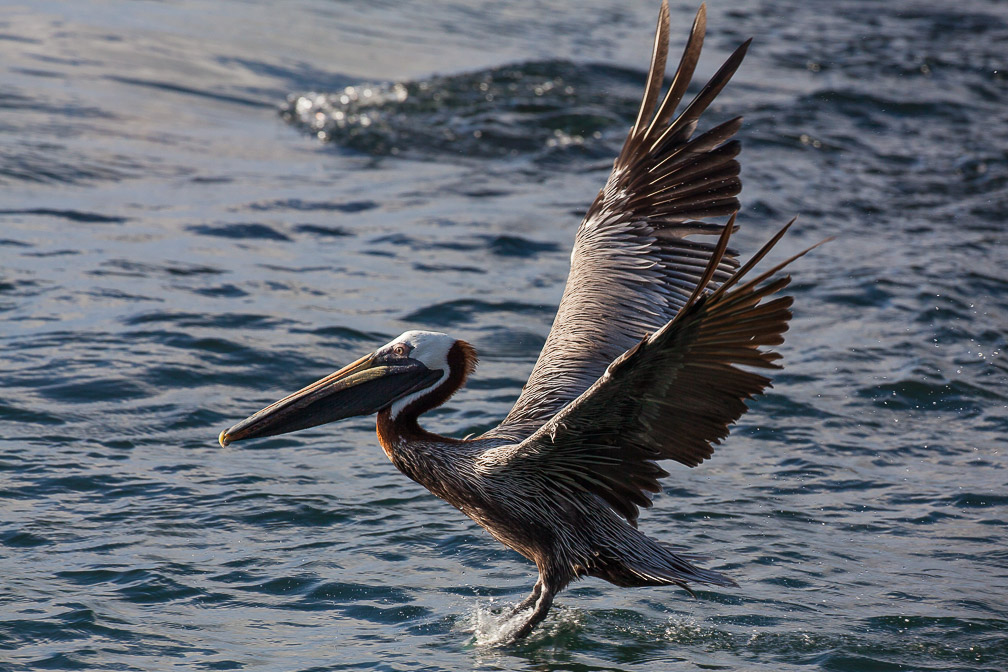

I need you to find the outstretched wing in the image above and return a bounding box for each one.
[478,221,825,526]
[485,2,752,441]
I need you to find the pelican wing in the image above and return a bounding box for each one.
[479,222,821,525]
[487,2,752,440]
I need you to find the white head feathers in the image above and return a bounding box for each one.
[386,331,455,419]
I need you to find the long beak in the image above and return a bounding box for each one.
[218,352,441,447]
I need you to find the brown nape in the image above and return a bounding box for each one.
[452,339,479,386]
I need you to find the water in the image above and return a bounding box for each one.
[1,0,1006,669]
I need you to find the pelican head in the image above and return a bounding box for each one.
[218,330,476,447]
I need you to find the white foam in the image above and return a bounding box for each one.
[466,602,530,646]
[459,601,586,646]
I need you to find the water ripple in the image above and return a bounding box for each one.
[2,0,1006,670]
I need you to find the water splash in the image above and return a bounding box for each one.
[467,601,528,646]
[462,600,588,646]
[281,61,640,161]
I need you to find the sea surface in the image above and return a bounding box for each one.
[1,0,1006,670]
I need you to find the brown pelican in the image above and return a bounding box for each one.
[219,2,822,640]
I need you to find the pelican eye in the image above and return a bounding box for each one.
[391,344,410,357]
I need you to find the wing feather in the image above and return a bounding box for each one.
[484,2,752,441]
[478,222,827,525]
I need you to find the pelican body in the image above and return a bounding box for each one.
[220,1,819,640]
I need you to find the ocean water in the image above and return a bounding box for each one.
[1,0,1006,670]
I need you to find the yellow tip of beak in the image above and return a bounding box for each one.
[218,429,231,448]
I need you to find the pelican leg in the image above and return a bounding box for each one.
[507,578,542,617]
[508,582,555,641]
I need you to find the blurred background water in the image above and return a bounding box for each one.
[1,0,1006,670]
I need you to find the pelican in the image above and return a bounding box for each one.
[219,2,821,640]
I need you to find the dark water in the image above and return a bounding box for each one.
[2,0,1006,669]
